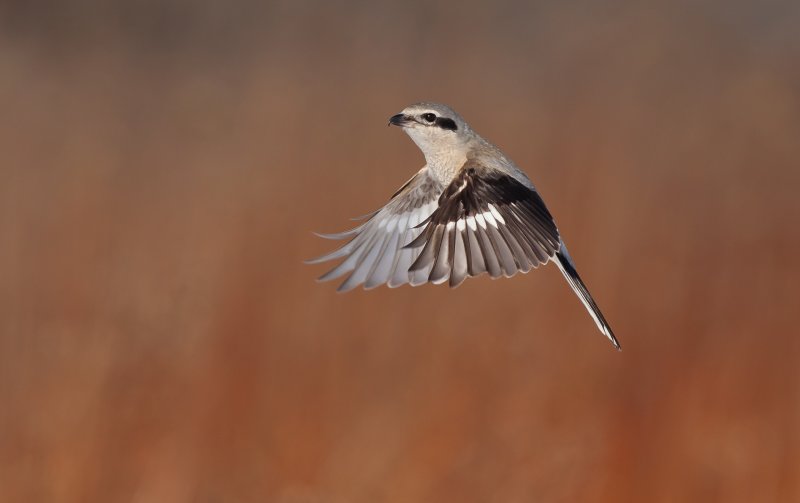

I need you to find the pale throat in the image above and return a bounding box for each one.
[410,138,469,183]
[425,149,466,182]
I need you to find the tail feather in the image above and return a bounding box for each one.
[554,245,620,350]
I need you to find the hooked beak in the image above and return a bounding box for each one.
[388,113,412,127]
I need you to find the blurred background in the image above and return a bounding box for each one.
[1,0,799,501]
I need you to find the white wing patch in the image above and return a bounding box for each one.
[488,204,505,224]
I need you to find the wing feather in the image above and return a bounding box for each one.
[309,149,618,347]
[311,160,562,289]
[337,230,388,292]
[401,161,561,285]
[465,225,486,276]
[475,223,503,278]
[450,226,469,287]
[309,168,443,290]
[429,224,452,284]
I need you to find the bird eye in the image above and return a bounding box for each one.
[421,113,436,123]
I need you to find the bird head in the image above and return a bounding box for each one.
[388,102,471,164]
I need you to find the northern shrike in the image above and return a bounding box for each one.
[309,102,620,349]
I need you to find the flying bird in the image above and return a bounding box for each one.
[308,102,620,349]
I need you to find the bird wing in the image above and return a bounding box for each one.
[307,168,444,291]
[404,161,620,348]
[405,162,562,287]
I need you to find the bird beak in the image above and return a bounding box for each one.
[388,113,411,127]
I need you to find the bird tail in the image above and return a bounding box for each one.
[554,244,620,350]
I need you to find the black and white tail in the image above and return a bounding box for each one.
[554,244,620,350]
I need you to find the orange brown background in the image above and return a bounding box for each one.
[2,1,799,501]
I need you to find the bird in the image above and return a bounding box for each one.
[308,102,620,350]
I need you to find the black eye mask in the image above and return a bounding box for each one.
[435,117,458,131]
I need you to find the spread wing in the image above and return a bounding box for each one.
[309,161,619,348]
[405,163,562,287]
[307,168,444,291]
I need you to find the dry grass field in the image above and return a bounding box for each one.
[1,1,799,501]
